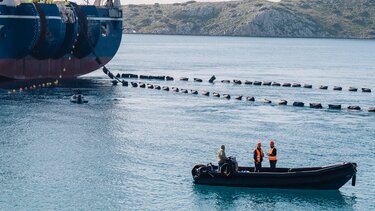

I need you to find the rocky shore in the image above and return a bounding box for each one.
[123,0,375,39]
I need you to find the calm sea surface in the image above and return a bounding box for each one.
[1,34,375,210]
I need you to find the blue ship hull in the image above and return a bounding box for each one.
[0,2,122,79]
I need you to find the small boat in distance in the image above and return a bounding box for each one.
[192,158,357,190]
[70,94,88,104]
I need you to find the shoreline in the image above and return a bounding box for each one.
[123,33,375,41]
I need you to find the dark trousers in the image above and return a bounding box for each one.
[254,162,262,172]
[270,160,277,169]
[218,162,224,171]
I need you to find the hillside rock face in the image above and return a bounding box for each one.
[123,0,375,38]
[235,9,328,37]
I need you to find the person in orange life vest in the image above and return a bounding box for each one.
[268,140,277,169]
[253,142,264,172]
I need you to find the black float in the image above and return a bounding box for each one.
[333,86,342,91]
[278,100,287,105]
[122,80,128,86]
[162,86,169,91]
[348,106,361,111]
[293,102,304,107]
[181,89,188,93]
[191,90,198,95]
[172,87,179,92]
[292,83,301,87]
[166,76,174,81]
[310,103,323,109]
[202,91,210,96]
[362,88,371,93]
[234,96,243,100]
[208,75,216,83]
[246,96,255,101]
[223,94,231,100]
[233,80,242,85]
[282,83,291,87]
[213,92,220,97]
[263,98,272,103]
[348,87,358,92]
[263,81,272,86]
[328,104,341,110]
[131,82,138,87]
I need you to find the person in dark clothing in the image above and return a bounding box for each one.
[217,145,227,171]
[268,140,277,169]
[253,142,264,172]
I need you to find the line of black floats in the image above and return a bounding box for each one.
[103,69,373,112]
[115,73,372,93]
[114,79,375,113]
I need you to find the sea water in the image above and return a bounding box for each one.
[0,34,374,210]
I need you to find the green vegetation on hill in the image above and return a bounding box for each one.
[123,0,375,39]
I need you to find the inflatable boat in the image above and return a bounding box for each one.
[192,158,357,190]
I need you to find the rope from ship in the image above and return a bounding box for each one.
[70,3,121,84]
[31,3,47,58]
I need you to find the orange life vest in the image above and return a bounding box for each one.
[269,147,277,161]
[255,148,263,163]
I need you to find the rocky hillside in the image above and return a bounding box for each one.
[123,0,375,39]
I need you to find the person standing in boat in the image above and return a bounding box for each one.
[253,142,264,172]
[217,145,227,171]
[268,140,277,169]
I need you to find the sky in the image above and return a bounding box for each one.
[80,0,281,5]
[87,0,280,5]
[125,0,233,4]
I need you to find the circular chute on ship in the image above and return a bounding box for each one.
[31,3,67,60]
[53,2,79,58]
[2,3,41,58]
[71,5,101,59]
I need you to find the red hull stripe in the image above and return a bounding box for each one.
[0,57,111,79]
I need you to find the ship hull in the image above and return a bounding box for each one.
[0,3,122,80]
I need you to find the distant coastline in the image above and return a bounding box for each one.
[123,0,375,39]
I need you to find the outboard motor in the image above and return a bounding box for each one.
[221,157,238,177]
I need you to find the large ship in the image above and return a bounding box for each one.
[0,0,122,80]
